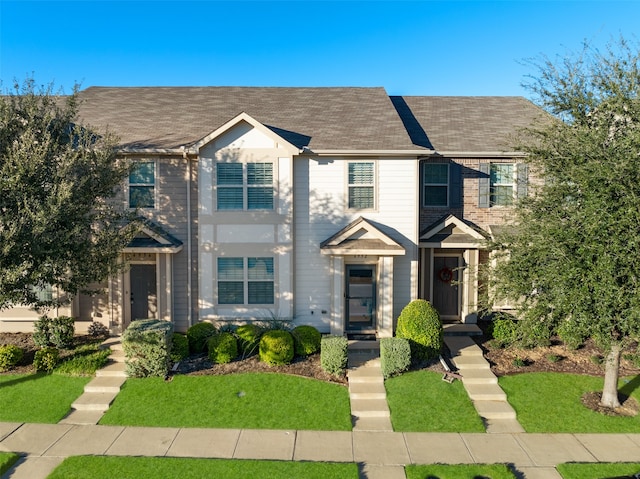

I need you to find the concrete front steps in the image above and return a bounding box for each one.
[347,340,393,431]
[59,337,126,425]
[443,328,524,434]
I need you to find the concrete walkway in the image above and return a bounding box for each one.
[3,421,640,479]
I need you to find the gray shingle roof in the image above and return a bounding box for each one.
[77,86,416,151]
[391,96,545,153]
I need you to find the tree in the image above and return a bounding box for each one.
[485,38,640,409]
[0,78,139,310]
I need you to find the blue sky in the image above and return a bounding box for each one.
[1,1,638,97]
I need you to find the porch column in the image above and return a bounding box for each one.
[377,256,394,338]
[330,255,344,336]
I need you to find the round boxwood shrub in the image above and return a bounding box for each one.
[170,333,190,363]
[491,316,519,347]
[0,345,23,372]
[33,347,59,372]
[186,322,217,354]
[259,330,294,366]
[207,332,238,364]
[235,323,263,358]
[395,299,443,361]
[292,325,321,356]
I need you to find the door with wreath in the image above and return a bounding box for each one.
[432,256,460,321]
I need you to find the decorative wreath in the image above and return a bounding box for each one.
[438,267,453,283]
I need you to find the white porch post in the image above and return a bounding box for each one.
[378,256,394,338]
[330,255,344,336]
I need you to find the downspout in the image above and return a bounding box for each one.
[184,147,193,327]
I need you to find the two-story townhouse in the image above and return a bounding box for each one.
[391,96,543,323]
[0,87,544,337]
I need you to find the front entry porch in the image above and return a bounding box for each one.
[321,217,405,338]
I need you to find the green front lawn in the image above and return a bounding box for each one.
[0,452,20,476]
[0,374,90,423]
[47,456,358,479]
[499,372,640,432]
[100,373,352,430]
[385,370,485,432]
[557,462,640,479]
[405,463,516,479]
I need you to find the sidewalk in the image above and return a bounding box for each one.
[3,421,640,479]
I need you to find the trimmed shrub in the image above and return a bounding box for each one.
[235,323,263,358]
[208,332,238,364]
[320,335,348,376]
[380,337,411,379]
[170,333,190,364]
[186,322,217,354]
[518,319,551,348]
[259,330,294,366]
[123,319,173,378]
[491,316,519,347]
[33,347,59,372]
[395,299,443,361]
[0,345,23,372]
[32,316,51,348]
[557,321,584,350]
[33,316,75,349]
[88,321,110,338]
[292,325,321,356]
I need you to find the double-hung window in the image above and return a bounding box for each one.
[348,162,375,209]
[490,163,515,206]
[217,257,274,305]
[129,161,155,208]
[423,164,449,206]
[217,162,273,210]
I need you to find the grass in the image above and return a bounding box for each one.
[405,463,516,479]
[0,452,19,476]
[499,372,640,432]
[100,373,352,430]
[47,456,358,479]
[385,370,485,432]
[53,344,111,376]
[557,462,640,479]
[0,373,90,423]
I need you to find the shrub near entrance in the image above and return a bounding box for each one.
[395,299,443,361]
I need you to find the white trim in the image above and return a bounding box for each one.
[420,214,485,242]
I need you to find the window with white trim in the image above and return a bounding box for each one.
[490,163,515,206]
[217,257,274,305]
[129,161,155,208]
[423,163,449,206]
[31,284,53,303]
[348,162,375,209]
[216,162,273,210]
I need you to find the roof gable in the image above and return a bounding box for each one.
[321,217,405,256]
[420,214,487,248]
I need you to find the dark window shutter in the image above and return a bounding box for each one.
[478,162,490,208]
[449,162,462,207]
[516,163,529,199]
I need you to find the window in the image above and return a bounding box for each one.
[217,162,273,210]
[217,257,274,305]
[478,162,527,208]
[423,164,449,206]
[348,162,374,209]
[490,163,514,206]
[31,284,53,303]
[129,162,155,208]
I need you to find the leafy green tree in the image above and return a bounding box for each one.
[485,38,640,409]
[0,78,138,309]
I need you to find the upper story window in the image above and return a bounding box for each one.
[348,162,375,209]
[490,163,514,206]
[129,161,155,208]
[217,162,273,210]
[479,162,528,208]
[423,164,449,206]
[217,257,274,305]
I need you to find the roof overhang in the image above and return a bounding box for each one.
[123,220,183,254]
[320,217,405,256]
[420,214,487,249]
